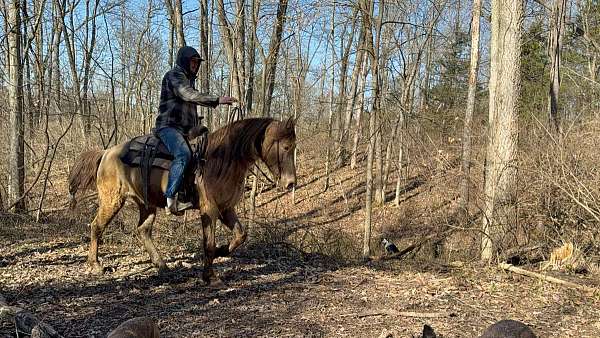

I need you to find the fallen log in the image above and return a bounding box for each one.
[499,263,597,293]
[341,310,454,319]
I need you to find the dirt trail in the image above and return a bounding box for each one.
[1,217,599,337]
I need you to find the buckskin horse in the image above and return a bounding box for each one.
[69,117,297,284]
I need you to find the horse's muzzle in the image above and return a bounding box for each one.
[281,175,296,191]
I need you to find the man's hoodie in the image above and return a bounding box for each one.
[155,46,219,134]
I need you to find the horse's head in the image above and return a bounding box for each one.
[261,117,297,190]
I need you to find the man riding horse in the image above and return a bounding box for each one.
[155,46,237,215]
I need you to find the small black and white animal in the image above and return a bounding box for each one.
[381,238,400,254]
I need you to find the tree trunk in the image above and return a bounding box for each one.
[364,106,375,259]
[363,0,377,259]
[33,0,45,128]
[333,13,358,152]
[50,0,62,107]
[21,0,33,140]
[168,22,174,66]
[350,55,369,169]
[245,0,259,115]
[459,0,482,214]
[337,21,365,167]
[547,0,567,134]
[8,0,26,212]
[82,0,100,134]
[164,0,186,48]
[199,0,211,123]
[481,0,522,261]
[216,0,244,103]
[324,1,335,191]
[371,0,384,206]
[261,0,288,117]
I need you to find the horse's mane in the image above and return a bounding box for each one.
[205,117,275,178]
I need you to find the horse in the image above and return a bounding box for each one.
[69,117,297,284]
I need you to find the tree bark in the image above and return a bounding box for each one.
[337,20,365,167]
[547,0,567,134]
[261,0,288,117]
[8,0,26,212]
[324,0,335,191]
[216,0,245,104]
[245,0,259,115]
[50,0,62,107]
[82,0,100,134]
[459,0,482,214]
[165,0,186,48]
[481,0,523,261]
[350,55,369,169]
[363,0,377,259]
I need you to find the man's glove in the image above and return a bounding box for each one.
[219,96,238,105]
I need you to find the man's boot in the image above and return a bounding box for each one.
[165,195,193,216]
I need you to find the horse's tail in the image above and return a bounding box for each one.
[68,149,104,208]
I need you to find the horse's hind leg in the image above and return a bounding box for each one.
[216,209,247,258]
[136,206,167,273]
[88,196,125,274]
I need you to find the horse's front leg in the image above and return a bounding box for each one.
[200,213,221,285]
[216,208,247,258]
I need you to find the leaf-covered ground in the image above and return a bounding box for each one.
[1,212,600,337]
[2,137,600,337]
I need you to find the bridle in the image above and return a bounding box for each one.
[254,137,283,186]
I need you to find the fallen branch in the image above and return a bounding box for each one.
[341,310,453,319]
[499,263,597,293]
[375,229,454,261]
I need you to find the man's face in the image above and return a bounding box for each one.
[190,58,200,75]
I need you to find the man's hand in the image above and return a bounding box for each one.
[219,96,238,105]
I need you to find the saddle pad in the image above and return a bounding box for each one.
[120,134,173,170]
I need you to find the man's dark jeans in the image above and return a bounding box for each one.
[156,127,191,199]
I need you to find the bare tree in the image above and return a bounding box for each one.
[363,0,379,258]
[165,0,186,48]
[216,0,245,107]
[459,0,482,214]
[261,0,289,117]
[324,1,336,191]
[82,0,100,133]
[245,0,260,115]
[8,0,26,212]
[548,0,567,133]
[350,53,369,170]
[481,0,523,261]
[337,19,365,168]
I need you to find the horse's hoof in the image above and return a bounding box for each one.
[215,245,230,258]
[210,277,225,287]
[202,271,224,287]
[204,277,225,288]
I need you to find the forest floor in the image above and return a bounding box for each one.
[2,136,600,337]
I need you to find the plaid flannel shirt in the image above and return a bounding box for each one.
[155,64,219,135]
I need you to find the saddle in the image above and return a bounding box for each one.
[120,126,209,206]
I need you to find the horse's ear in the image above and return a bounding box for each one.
[285,116,296,130]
